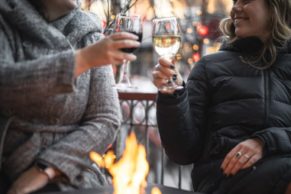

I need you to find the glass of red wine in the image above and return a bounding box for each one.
[114,14,143,90]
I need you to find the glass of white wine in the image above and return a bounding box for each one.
[152,16,183,92]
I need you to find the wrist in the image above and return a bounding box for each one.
[75,49,90,76]
[35,162,60,181]
[252,137,265,147]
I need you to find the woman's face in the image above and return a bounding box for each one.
[230,0,270,41]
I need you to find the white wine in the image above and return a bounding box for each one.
[153,35,181,56]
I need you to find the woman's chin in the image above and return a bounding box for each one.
[235,31,247,38]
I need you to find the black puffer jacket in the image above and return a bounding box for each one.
[157,38,291,194]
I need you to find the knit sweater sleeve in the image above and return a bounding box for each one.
[37,66,121,185]
[36,30,121,185]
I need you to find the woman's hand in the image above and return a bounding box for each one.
[75,32,140,76]
[221,138,264,176]
[7,166,51,194]
[152,57,183,94]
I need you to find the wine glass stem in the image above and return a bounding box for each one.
[118,60,131,86]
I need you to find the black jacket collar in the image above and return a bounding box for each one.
[220,37,291,54]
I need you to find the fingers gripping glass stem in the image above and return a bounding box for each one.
[159,56,183,92]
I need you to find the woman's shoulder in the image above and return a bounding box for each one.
[72,9,102,33]
[65,9,103,46]
[188,50,243,80]
[199,50,240,67]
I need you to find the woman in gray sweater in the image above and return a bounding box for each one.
[0,0,140,193]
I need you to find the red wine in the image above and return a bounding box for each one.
[121,32,143,53]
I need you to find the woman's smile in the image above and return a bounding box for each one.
[234,17,249,26]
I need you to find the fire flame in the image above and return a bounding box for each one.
[151,186,162,194]
[90,132,156,194]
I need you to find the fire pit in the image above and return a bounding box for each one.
[40,133,206,194]
[39,184,205,194]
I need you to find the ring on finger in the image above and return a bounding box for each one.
[235,151,242,158]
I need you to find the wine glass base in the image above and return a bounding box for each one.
[114,83,138,92]
[159,85,183,93]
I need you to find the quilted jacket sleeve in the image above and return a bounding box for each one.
[157,58,210,164]
[252,127,291,156]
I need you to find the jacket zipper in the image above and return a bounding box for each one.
[263,70,269,127]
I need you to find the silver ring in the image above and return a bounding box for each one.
[235,151,242,158]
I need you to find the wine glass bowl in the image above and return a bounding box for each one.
[152,16,183,92]
[114,14,143,90]
[153,34,181,58]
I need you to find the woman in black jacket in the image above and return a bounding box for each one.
[152,0,291,193]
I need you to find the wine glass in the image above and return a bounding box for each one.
[115,14,143,90]
[152,16,183,92]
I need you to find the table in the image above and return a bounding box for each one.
[40,184,204,194]
[118,90,157,101]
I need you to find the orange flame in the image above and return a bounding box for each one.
[151,186,162,194]
[90,132,153,194]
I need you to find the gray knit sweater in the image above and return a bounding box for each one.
[0,0,121,190]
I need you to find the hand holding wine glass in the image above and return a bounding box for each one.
[152,16,183,93]
[74,32,140,77]
[114,14,143,90]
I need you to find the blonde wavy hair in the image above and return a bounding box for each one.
[219,0,291,69]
